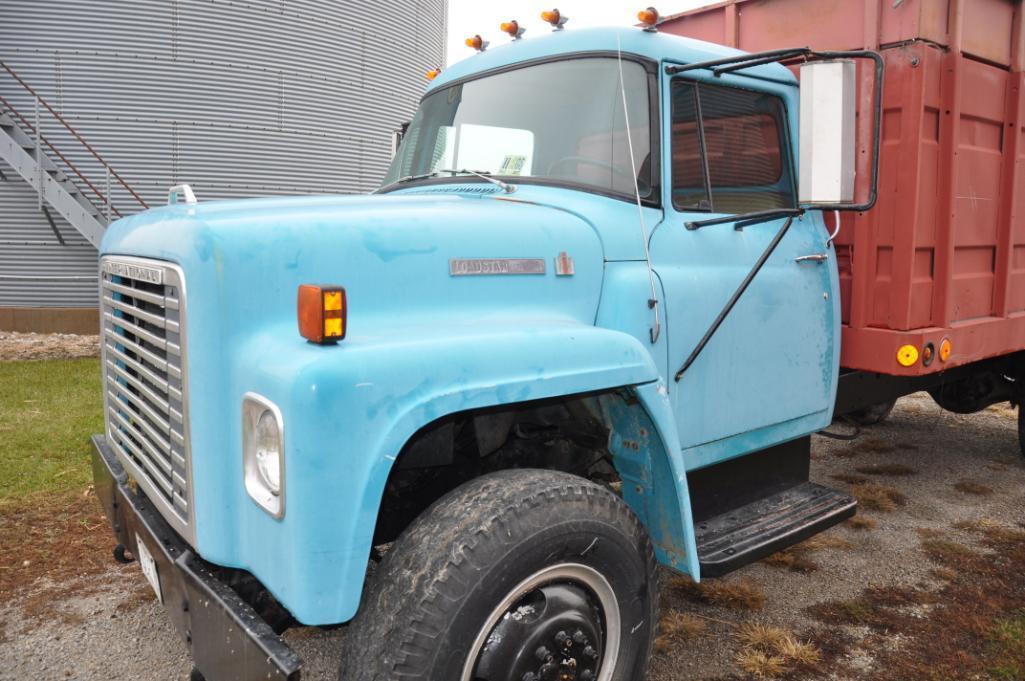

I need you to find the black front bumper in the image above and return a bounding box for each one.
[91,435,303,681]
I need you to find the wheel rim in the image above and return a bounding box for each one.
[460,563,621,681]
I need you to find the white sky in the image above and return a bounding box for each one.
[445,1,712,67]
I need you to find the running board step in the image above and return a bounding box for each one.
[696,481,856,577]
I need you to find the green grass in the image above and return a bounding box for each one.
[990,611,1025,679]
[0,359,103,504]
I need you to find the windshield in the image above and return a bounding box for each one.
[383,57,654,200]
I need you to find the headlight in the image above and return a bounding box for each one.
[242,393,285,518]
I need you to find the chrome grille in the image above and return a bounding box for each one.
[100,256,193,543]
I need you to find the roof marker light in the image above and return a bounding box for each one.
[465,34,488,51]
[500,20,525,40]
[541,8,568,30]
[426,68,441,81]
[637,6,660,30]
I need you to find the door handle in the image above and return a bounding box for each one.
[795,253,829,264]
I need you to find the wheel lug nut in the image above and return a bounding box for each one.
[555,630,569,645]
[572,629,586,644]
[583,645,597,659]
[580,671,595,681]
[535,646,550,661]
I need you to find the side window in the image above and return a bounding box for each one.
[671,80,795,214]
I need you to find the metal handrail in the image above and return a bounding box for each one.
[0,60,149,212]
[0,93,123,218]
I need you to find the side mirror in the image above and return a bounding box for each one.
[391,121,410,158]
[798,60,856,205]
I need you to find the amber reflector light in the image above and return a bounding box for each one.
[298,285,346,344]
[541,9,563,26]
[638,6,660,26]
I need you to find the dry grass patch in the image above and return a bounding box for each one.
[734,622,822,678]
[763,532,854,573]
[985,402,1018,419]
[736,649,788,678]
[670,576,767,611]
[846,515,877,531]
[954,480,994,496]
[855,463,917,477]
[0,489,112,597]
[855,437,897,454]
[850,482,907,512]
[658,609,706,640]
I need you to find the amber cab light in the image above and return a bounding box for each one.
[298,285,346,344]
[465,34,488,51]
[500,20,525,39]
[638,6,660,29]
[541,8,568,29]
[426,68,442,80]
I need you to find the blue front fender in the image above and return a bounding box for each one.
[206,318,696,624]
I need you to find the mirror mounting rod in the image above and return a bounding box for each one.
[666,47,884,213]
[675,213,798,382]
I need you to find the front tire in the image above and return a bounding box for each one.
[340,469,659,681]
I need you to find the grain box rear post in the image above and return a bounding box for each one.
[661,0,1025,378]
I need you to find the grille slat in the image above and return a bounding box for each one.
[102,294,180,332]
[105,311,171,353]
[101,257,192,542]
[105,387,172,452]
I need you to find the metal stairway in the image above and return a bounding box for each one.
[0,61,148,247]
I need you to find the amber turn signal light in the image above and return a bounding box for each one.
[298,285,346,344]
[426,68,441,80]
[465,34,488,51]
[541,8,568,29]
[638,6,660,29]
[500,20,525,39]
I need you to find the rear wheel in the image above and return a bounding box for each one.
[340,469,659,681]
[1018,402,1024,458]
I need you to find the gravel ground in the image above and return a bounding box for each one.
[0,332,99,361]
[2,393,1022,680]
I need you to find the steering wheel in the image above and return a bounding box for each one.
[547,156,649,194]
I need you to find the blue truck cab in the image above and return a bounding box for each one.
[91,19,882,681]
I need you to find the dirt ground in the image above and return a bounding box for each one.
[2,393,1023,680]
[0,332,99,361]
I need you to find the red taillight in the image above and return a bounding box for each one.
[298,285,346,344]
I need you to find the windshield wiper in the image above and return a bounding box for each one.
[378,168,515,194]
[685,207,804,231]
[434,168,515,193]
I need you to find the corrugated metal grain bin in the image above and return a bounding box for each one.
[662,0,1025,376]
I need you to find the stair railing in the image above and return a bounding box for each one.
[0,60,149,220]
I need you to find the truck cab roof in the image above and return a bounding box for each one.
[429,25,798,92]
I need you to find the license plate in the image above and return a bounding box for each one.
[135,534,163,604]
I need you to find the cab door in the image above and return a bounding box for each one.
[651,74,840,469]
